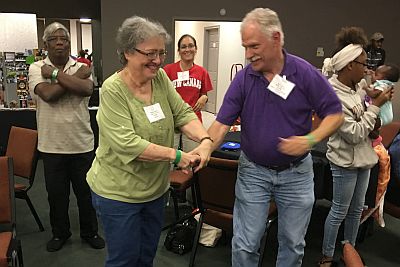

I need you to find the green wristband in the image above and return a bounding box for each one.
[173,149,182,165]
[51,68,59,81]
[305,134,317,148]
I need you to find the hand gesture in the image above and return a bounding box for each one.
[177,151,201,174]
[278,136,311,156]
[41,64,56,79]
[193,95,208,112]
[189,139,213,172]
[371,87,394,107]
[74,65,91,79]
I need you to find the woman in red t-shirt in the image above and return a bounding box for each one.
[164,34,213,151]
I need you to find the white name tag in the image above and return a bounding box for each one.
[143,103,165,123]
[177,71,189,81]
[268,75,295,99]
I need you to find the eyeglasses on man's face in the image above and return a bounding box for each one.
[353,60,368,68]
[134,48,167,60]
[179,44,196,50]
[47,36,69,44]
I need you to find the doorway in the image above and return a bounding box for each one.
[173,20,245,114]
[203,26,219,114]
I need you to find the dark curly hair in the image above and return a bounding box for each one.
[332,26,368,55]
[381,63,400,82]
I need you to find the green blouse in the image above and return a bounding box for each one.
[86,69,197,203]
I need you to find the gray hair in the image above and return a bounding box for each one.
[42,22,70,42]
[116,16,171,65]
[241,8,285,46]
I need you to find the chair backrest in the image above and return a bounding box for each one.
[5,126,38,184]
[196,157,238,231]
[0,156,15,225]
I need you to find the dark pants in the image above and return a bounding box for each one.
[41,151,98,239]
[91,191,165,267]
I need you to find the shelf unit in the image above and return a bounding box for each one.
[1,52,29,106]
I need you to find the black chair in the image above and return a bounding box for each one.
[163,170,198,231]
[189,157,277,267]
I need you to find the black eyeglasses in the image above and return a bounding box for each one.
[353,60,368,68]
[134,48,167,60]
[179,44,196,50]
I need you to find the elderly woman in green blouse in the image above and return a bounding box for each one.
[86,16,212,267]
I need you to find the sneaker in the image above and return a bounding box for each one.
[46,236,70,252]
[82,234,105,249]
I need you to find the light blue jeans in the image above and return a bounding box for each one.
[232,152,315,267]
[322,163,371,257]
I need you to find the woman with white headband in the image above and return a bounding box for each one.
[319,27,393,267]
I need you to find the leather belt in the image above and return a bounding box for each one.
[264,153,308,172]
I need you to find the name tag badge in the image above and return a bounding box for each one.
[143,103,165,123]
[268,75,295,99]
[177,71,189,81]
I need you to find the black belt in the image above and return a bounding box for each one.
[264,153,309,172]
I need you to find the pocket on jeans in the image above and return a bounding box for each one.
[238,152,253,168]
[294,155,312,174]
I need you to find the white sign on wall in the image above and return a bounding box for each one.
[0,13,38,52]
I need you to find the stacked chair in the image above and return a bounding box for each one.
[0,156,23,267]
[6,126,44,232]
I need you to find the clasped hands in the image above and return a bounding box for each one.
[175,140,213,174]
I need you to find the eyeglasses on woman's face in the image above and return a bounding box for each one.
[134,48,167,60]
[353,60,368,68]
[179,43,196,50]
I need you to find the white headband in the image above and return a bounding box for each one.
[322,44,363,75]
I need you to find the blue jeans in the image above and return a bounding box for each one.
[322,163,370,257]
[91,191,165,267]
[232,152,314,267]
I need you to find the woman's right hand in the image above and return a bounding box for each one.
[177,151,200,174]
[371,87,394,107]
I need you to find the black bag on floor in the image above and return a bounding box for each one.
[164,217,197,255]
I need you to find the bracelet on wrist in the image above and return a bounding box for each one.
[51,68,59,81]
[173,149,182,165]
[200,136,213,143]
[305,134,317,148]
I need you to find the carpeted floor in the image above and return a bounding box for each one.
[15,159,400,267]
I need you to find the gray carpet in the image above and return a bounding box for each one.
[15,159,400,266]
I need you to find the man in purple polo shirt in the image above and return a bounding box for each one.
[207,8,343,267]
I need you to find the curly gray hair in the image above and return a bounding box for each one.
[116,16,171,65]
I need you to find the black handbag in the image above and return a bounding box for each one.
[164,217,197,255]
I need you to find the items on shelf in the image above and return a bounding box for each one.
[17,73,29,108]
[0,51,34,108]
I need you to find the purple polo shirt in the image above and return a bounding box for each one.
[217,51,342,166]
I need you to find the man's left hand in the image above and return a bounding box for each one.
[74,65,91,79]
[278,136,311,156]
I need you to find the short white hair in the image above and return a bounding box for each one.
[241,8,284,46]
[43,22,70,42]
